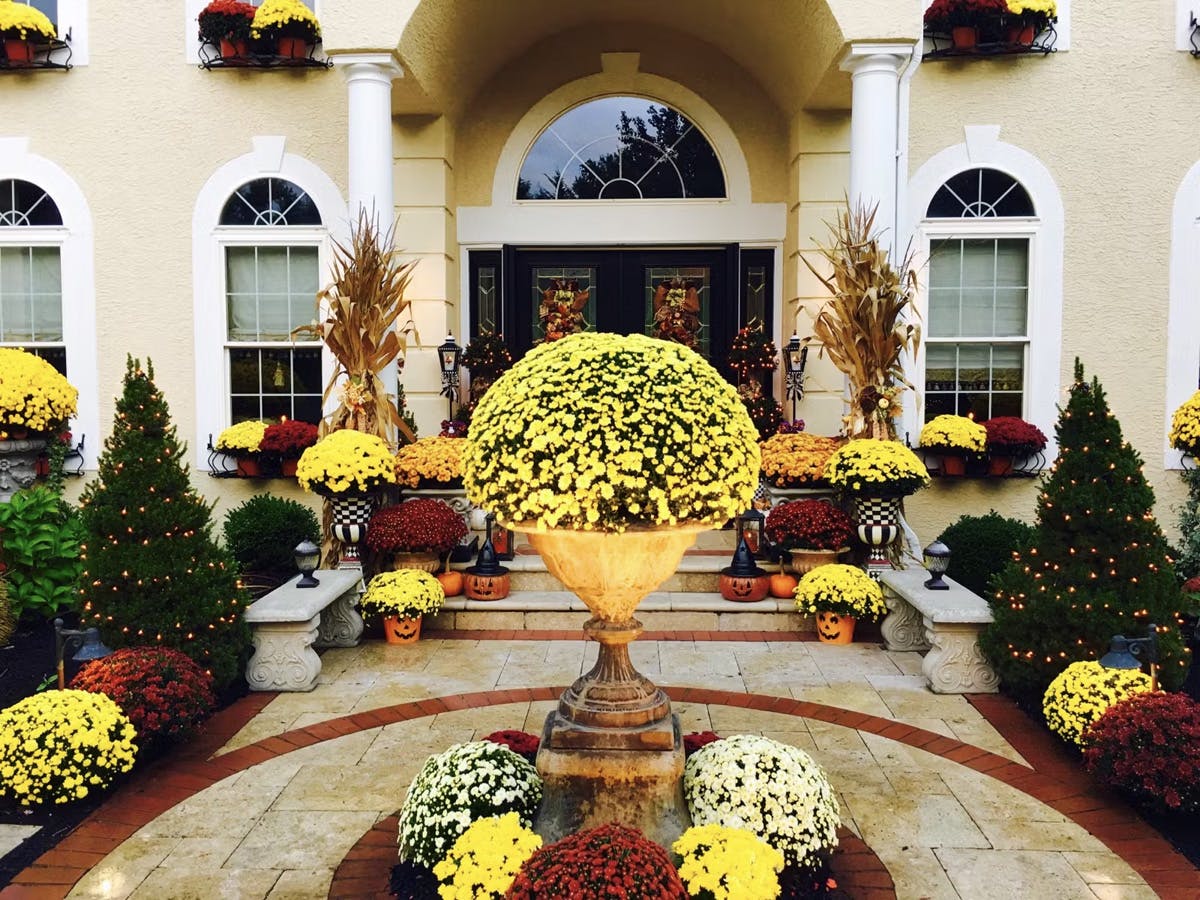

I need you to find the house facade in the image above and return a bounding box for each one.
[3,0,1196,540]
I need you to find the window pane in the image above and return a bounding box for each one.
[518,97,725,200]
[226,245,317,341]
[26,0,56,23]
[960,241,996,287]
[219,178,321,227]
[960,288,994,336]
[0,180,62,227]
[928,289,959,337]
[477,265,498,333]
[994,288,1027,336]
[0,246,62,344]
[995,239,1029,284]
[925,168,1034,218]
[924,341,1026,421]
[227,346,322,425]
[928,238,1029,340]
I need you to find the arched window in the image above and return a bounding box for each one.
[517,97,725,200]
[218,177,324,424]
[0,179,67,375]
[922,167,1038,422]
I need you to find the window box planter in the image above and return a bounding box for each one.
[0,36,71,72]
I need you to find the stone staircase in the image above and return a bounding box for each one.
[432,528,812,633]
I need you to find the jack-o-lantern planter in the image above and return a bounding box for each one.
[719,537,769,603]
[383,615,422,644]
[815,610,856,645]
[464,537,510,601]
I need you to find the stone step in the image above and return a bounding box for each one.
[427,591,807,633]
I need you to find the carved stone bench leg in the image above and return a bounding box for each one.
[315,589,363,649]
[881,593,931,652]
[921,620,999,694]
[246,614,322,692]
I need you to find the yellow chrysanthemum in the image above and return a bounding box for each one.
[295,429,397,495]
[1043,660,1152,746]
[918,414,987,454]
[0,348,77,437]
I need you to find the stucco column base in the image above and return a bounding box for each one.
[535,711,690,849]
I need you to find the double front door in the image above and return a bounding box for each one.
[469,246,773,377]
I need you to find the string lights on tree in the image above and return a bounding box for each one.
[727,319,783,439]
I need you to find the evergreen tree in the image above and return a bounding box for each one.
[78,358,249,692]
[1172,467,1200,582]
[981,361,1188,700]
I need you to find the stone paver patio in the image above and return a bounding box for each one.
[2,635,1196,899]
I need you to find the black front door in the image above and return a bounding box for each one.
[504,246,738,371]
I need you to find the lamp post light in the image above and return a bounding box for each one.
[294,539,321,588]
[54,618,112,690]
[438,333,464,420]
[922,540,951,590]
[783,332,808,422]
[1100,622,1159,692]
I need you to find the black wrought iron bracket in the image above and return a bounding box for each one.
[924,22,1057,61]
[1191,14,1200,57]
[198,39,332,71]
[0,37,72,72]
[206,435,240,478]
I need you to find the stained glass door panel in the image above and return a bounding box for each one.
[644,266,711,357]
[530,266,597,343]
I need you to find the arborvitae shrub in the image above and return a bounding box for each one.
[223,494,320,578]
[980,361,1188,702]
[936,511,1035,597]
[77,358,250,692]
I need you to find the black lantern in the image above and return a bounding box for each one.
[784,333,808,421]
[294,540,321,588]
[737,507,765,558]
[922,540,951,590]
[438,333,463,419]
[54,618,112,690]
[1100,623,1159,692]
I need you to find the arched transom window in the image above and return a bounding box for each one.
[517,97,726,200]
[923,168,1036,422]
[219,177,323,424]
[0,179,66,374]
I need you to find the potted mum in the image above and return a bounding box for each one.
[765,500,853,574]
[250,0,320,60]
[918,413,987,477]
[924,0,1010,49]
[215,419,268,477]
[394,436,464,489]
[258,418,318,476]
[365,498,468,572]
[0,0,56,67]
[982,416,1048,475]
[1005,0,1056,45]
[793,563,888,644]
[759,432,842,488]
[197,0,256,61]
[0,348,78,502]
[359,568,445,644]
[1170,389,1200,458]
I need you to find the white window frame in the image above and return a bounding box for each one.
[906,126,1064,451]
[1164,161,1200,468]
[15,0,88,65]
[0,138,98,468]
[1177,1,1198,52]
[920,223,1037,421]
[217,229,326,425]
[192,136,345,468]
[183,0,319,63]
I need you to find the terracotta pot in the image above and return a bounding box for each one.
[219,37,248,61]
[1006,23,1036,46]
[988,455,1014,477]
[951,26,978,50]
[815,610,856,645]
[281,459,299,477]
[940,454,967,477]
[393,551,441,574]
[465,571,510,601]
[789,547,844,575]
[276,36,307,59]
[719,572,770,603]
[236,457,262,477]
[3,39,34,67]
[383,615,421,644]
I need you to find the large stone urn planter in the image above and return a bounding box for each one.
[0,436,46,503]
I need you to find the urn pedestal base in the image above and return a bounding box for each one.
[534,711,690,850]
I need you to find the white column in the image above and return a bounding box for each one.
[338,53,403,228]
[840,43,912,257]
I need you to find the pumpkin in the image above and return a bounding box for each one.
[465,572,511,601]
[383,615,422,644]
[815,610,856,645]
[719,572,769,603]
[437,570,464,597]
[768,572,798,599]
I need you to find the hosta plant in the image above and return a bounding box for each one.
[432,812,542,900]
[0,486,84,617]
[507,824,688,899]
[793,564,888,621]
[1042,660,1152,747]
[1082,691,1200,813]
[463,332,759,532]
[397,741,542,868]
[0,690,137,805]
[71,647,215,748]
[673,823,786,900]
[684,734,839,871]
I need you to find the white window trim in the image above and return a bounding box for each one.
[1177,1,1198,52]
[192,136,345,468]
[922,0,1070,50]
[21,0,88,65]
[906,126,1064,451]
[0,138,98,468]
[183,0,320,63]
[1164,161,1200,468]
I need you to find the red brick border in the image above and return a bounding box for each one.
[328,816,895,900]
[5,684,1194,898]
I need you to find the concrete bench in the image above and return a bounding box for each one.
[244,568,364,692]
[878,568,999,694]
